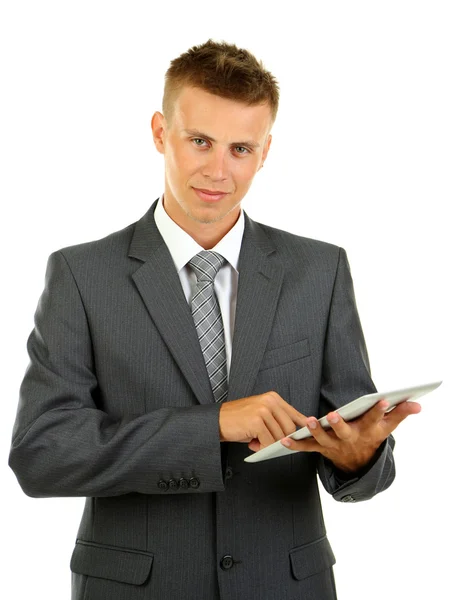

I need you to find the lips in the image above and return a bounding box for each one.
[193,188,229,202]
[194,188,229,194]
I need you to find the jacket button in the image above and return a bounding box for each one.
[225,467,233,480]
[189,477,200,489]
[168,478,179,491]
[220,555,234,570]
[157,480,168,492]
[179,477,190,489]
[341,494,356,502]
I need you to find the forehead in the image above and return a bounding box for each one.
[171,85,272,141]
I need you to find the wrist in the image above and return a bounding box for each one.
[333,441,384,476]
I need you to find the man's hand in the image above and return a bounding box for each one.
[279,399,422,473]
[219,391,308,450]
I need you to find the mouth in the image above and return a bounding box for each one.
[192,187,230,202]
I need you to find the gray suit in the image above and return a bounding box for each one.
[9,198,395,599]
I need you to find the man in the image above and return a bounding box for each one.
[9,39,420,600]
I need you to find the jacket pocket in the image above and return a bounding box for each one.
[70,539,153,585]
[259,338,311,371]
[289,535,336,580]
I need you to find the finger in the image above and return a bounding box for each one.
[262,392,307,432]
[257,419,280,449]
[272,406,300,437]
[285,404,309,428]
[261,408,287,442]
[382,401,421,433]
[281,436,320,453]
[325,412,355,441]
[360,399,391,427]
[248,438,261,452]
[303,417,337,448]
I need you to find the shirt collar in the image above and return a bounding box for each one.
[154,193,245,273]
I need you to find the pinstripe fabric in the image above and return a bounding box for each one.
[189,251,228,403]
[8,198,397,600]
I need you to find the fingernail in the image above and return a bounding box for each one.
[381,402,390,411]
[281,439,292,447]
[308,420,317,430]
[328,415,339,424]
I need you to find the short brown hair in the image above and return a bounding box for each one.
[162,39,279,128]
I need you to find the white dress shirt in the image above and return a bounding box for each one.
[154,194,245,380]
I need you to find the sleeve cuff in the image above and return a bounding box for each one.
[318,434,395,502]
[332,438,388,485]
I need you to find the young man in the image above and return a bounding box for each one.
[9,39,420,600]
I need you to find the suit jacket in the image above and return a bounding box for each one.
[9,198,395,600]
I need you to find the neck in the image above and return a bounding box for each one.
[162,195,240,249]
[181,217,240,249]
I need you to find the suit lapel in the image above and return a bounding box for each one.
[227,214,284,401]
[129,199,215,405]
[128,199,285,405]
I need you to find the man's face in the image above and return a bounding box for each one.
[151,85,272,234]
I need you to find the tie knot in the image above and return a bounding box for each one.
[189,250,226,283]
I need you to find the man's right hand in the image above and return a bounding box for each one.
[218,391,308,452]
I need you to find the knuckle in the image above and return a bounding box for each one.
[265,395,278,408]
[256,405,270,419]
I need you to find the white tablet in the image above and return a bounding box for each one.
[244,380,442,463]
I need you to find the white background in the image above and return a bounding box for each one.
[1,1,460,598]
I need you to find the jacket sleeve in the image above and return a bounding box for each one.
[316,247,396,502]
[9,250,225,498]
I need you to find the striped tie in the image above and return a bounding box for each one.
[189,251,228,403]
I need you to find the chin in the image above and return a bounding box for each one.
[189,211,225,225]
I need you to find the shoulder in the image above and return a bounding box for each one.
[49,220,138,273]
[250,217,344,270]
[55,222,136,261]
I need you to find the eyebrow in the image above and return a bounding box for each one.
[183,129,260,150]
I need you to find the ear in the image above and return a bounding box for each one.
[259,133,272,169]
[151,112,166,154]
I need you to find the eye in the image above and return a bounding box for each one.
[191,138,250,155]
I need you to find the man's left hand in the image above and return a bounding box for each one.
[276,399,421,474]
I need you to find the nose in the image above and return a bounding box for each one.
[202,148,228,180]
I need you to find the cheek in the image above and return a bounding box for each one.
[234,163,258,187]
[176,149,203,179]
[166,142,194,173]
